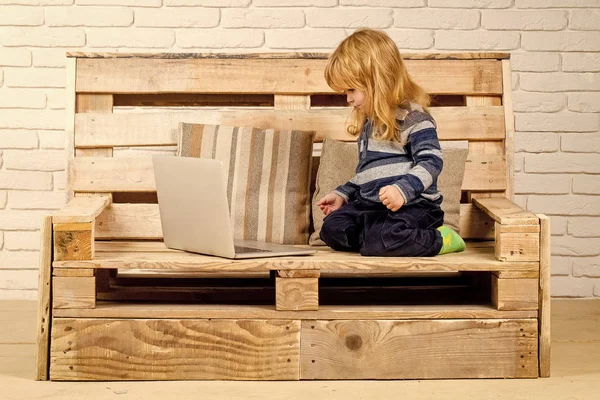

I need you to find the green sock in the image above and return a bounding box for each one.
[437,225,465,255]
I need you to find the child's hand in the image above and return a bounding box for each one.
[317,192,346,216]
[379,185,405,212]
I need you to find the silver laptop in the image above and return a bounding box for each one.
[152,156,316,259]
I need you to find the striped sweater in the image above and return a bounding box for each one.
[334,102,444,206]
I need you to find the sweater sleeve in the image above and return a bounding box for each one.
[392,117,443,204]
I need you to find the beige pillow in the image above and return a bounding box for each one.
[178,123,315,245]
[309,139,468,246]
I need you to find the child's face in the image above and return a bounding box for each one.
[345,89,367,110]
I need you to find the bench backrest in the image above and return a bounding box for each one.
[66,52,513,242]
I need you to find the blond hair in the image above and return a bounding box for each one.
[324,29,430,142]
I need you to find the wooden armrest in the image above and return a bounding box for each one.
[472,197,538,226]
[52,194,112,224]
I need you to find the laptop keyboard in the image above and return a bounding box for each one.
[234,245,272,254]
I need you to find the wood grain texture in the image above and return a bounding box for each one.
[495,225,540,262]
[473,197,539,225]
[276,278,319,311]
[50,319,300,381]
[65,58,76,201]
[502,59,516,200]
[53,222,94,261]
[52,195,111,224]
[52,303,538,320]
[491,276,539,311]
[35,216,52,381]
[537,214,551,378]
[300,319,538,379]
[52,276,96,309]
[75,58,503,95]
[73,107,505,148]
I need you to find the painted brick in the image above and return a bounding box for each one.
[522,32,600,52]
[76,0,161,6]
[53,171,66,191]
[515,132,560,152]
[517,0,600,7]
[568,217,600,238]
[46,6,133,27]
[0,172,53,191]
[429,0,511,7]
[520,72,600,92]
[8,190,66,210]
[166,0,250,5]
[0,269,38,289]
[46,89,66,110]
[573,257,600,278]
[568,93,600,113]
[3,150,64,172]
[0,210,52,230]
[513,92,566,113]
[569,9,600,30]
[395,9,479,29]
[551,216,568,236]
[511,52,560,72]
[515,173,570,194]
[435,31,519,50]
[32,49,68,68]
[561,133,600,153]
[528,195,600,216]
[0,6,44,26]
[38,130,64,149]
[342,0,424,6]
[0,251,40,269]
[177,29,264,48]
[265,29,346,49]
[4,67,65,88]
[525,153,600,174]
[482,10,567,30]
[0,191,6,209]
[0,110,64,130]
[516,112,598,132]
[136,8,219,28]
[307,9,392,28]
[553,236,600,257]
[0,89,46,109]
[0,129,38,149]
[562,53,600,72]
[222,9,304,28]
[88,28,175,48]
[573,175,600,195]
[551,256,572,275]
[0,28,85,47]
[552,276,594,298]
[386,29,433,50]
[0,1,73,4]
[4,231,40,251]
[0,48,31,67]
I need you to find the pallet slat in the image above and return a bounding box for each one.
[76,58,503,95]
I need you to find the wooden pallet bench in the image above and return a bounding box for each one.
[36,52,550,381]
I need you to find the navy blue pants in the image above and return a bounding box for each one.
[320,198,444,257]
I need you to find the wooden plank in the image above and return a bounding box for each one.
[459,204,494,240]
[53,303,538,320]
[498,224,540,233]
[71,152,504,193]
[52,195,111,224]
[278,270,321,278]
[75,148,113,157]
[35,216,52,381]
[74,107,505,148]
[68,52,510,60]
[274,94,310,109]
[65,58,76,201]
[495,223,540,262]
[50,319,300,380]
[76,58,503,95]
[491,276,538,310]
[275,278,319,311]
[502,59,515,200]
[53,222,94,261]
[76,94,113,114]
[300,319,538,379]
[52,268,94,277]
[52,276,96,309]
[53,241,539,275]
[473,197,539,225]
[538,214,551,378]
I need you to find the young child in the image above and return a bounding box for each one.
[317,28,465,257]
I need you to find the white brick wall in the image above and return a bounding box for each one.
[0,1,598,299]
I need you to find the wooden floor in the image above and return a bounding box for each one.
[1,300,599,400]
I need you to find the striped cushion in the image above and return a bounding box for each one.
[178,123,315,245]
